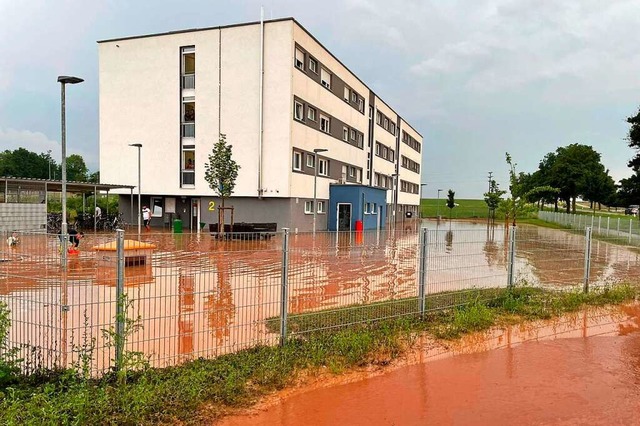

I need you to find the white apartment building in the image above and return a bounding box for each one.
[98,17,423,232]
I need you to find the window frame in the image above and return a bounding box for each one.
[306,154,315,168]
[317,200,326,214]
[320,68,331,89]
[294,100,304,121]
[318,158,329,176]
[309,57,318,73]
[320,114,331,133]
[304,201,313,214]
[293,151,302,171]
[343,86,350,102]
[343,126,348,141]
[295,48,305,70]
[307,106,316,121]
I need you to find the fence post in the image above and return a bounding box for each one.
[280,228,290,346]
[629,219,633,244]
[115,228,125,371]
[583,227,592,293]
[597,216,601,234]
[418,227,428,318]
[606,217,610,237]
[507,225,517,288]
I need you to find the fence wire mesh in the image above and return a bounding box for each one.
[1,220,640,376]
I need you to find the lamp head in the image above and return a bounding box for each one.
[57,76,84,85]
[129,143,142,148]
[313,148,328,154]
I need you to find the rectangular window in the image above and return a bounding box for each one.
[317,201,326,214]
[306,154,315,168]
[374,173,380,186]
[349,166,355,177]
[295,48,305,70]
[309,57,318,73]
[350,129,356,140]
[365,202,372,214]
[376,111,382,125]
[390,150,395,162]
[372,203,377,214]
[390,123,396,135]
[384,118,389,130]
[304,201,313,214]
[351,92,357,103]
[343,86,350,102]
[307,107,316,121]
[293,151,302,171]
[375,143,380,156]
[357,169,362,183]
[320,68,331,89]
[150,197,164,218]
[343,126,348,141]
[294,101,304,121]
[320,114,330,133]
[318,159,329,176]
[357,133,363,148]
[181,47,196,89]
[359,99,365,113]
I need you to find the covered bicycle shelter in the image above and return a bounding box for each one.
[0,177,134,233]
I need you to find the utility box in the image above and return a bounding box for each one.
[92,239,156,287]
[173,219,183,233]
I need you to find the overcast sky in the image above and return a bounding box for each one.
[1,0,639,198]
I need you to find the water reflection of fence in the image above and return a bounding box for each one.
[1,223,640,376]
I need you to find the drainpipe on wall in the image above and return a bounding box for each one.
[257,7,265,199]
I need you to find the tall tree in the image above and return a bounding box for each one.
[626,108,640,172]
[204,134,240,232]
[548,144,604,213]
[66,154,89,182]
[0,148,51,179]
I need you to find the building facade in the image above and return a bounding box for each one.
[98,18,423,232]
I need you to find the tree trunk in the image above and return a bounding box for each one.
[554,197,558,212]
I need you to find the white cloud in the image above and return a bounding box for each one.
[0,128,60,159]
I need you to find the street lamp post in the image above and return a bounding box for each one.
[57,75,84,268]
[313,148,328,235]
[437,189,443,220]
[129,144,142,237]
[420,183,428,218]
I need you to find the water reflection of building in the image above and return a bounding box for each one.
[178,268,195,359]
[204,251,236,346]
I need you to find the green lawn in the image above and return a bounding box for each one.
[420,198,489,219]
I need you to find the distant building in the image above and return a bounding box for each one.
[98,17,423,232]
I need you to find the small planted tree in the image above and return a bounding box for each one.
[204,134,240,233]
[484,180,506,226]
[446,189,456,223]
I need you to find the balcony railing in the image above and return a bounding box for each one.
[181,123,195,138]
[182,74,195,89]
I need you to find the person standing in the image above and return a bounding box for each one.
[142,205,151,231]
[95,205,102,218]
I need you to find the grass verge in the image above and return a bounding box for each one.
[1,284,638,425]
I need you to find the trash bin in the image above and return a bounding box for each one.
[173,219,183,234]
[355,220,363,232]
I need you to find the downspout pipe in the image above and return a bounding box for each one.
[257,7,265,199]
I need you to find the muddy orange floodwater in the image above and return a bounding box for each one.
[219,306,640,426]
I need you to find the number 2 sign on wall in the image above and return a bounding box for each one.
[208,201,215,211]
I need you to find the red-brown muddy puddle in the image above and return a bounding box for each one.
[218,304,640,426]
